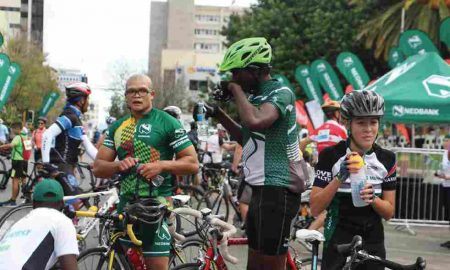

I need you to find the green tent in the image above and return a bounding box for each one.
[364,53,450,123]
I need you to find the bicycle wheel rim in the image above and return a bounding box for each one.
[78,247,128,270]
[170,238,205,267]
[0,203,33,240]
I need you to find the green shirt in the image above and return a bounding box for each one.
[103,109,192,199]
[11,135,30,161]
[242,79,302,189]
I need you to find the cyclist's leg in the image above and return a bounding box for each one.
[246,186,301,270]
[11,160,27,201]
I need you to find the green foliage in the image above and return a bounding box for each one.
[109,93,128,119]
[0,36,60,124]
[222,0,388,99]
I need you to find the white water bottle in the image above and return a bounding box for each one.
[350,166,368,207]
[196,101,208,138]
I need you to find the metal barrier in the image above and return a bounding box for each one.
[388,147,449,234]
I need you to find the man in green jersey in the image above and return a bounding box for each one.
[207,37,307,270]
[93,74,198,270]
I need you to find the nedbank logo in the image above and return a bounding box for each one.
[423,75,450,99]
[317,63,326,72]
[138,123,152,134]
[408,35,422,49]
[343,57,354,67]
[300,68,309,76]
[393,105,439,117]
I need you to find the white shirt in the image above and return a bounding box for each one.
[0,208,79,270]
[205,134,223,163]
[442,151,450,187]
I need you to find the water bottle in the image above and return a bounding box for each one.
[196,101,208,138]
[350,166,368,207]
[127,248,147,270]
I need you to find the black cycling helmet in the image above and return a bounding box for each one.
[65,82,92,100]
[340,90,385,121]
[124,198,167,225]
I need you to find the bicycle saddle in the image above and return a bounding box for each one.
[296,229,325,242]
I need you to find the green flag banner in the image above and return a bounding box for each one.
[0,32,3,47]
[0,54,10,80]
[364,53,450,123]
[440,17,450,50]
[294,65,323,104]
[273,74,294,89]
[399,29,439,57]
[388,47,406,69]
[0,62,21,111]
[311,59,344,100]
[38,92,61,117]
[336,52,370,90]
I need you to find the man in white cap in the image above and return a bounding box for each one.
[0,119,9,144]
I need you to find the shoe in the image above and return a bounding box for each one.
[0,199,17,207]
[440,241,450,248]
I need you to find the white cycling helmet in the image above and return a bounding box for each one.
[163,106,182,120]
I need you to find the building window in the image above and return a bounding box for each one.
[9,24,21,29]
[194,29,219,36]
[189,80,199,91]
[195,14,220,23]
[0,7,21,12]
[194,43,219,53]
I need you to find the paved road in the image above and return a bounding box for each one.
[0,157,449,269]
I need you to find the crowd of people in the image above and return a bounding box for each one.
[0,36,448,270]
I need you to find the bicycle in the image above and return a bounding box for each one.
[337,235,426,270]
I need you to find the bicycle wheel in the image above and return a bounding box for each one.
[0,158,9,189]
[171,262,203,270]
[0,203,33,239]
[77,247,130,270]
[169,238,205,267]
[176,185,207,237]
[198,190,229,221]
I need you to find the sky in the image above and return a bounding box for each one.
[43,0,256,124]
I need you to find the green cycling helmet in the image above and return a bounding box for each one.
[219,37,272,72]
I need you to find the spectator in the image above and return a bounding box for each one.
[32,116,47,161]
[437,134,450,248]
[0,119,9,144]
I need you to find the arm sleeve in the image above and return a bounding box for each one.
[262,87,295,118]
[54,217,79,257]
[82,134,98,160]
[102,127,116,150]
[167,118,192,154]
[382,152,397,191]
[11,136,21,147]
[41,123,63,163]
[313,149,334,188]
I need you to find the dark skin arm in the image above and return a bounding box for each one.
[229,82,280,131]
[58,254,78,270]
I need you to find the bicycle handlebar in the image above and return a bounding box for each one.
[63,188,117,202]
[336,235,362,257]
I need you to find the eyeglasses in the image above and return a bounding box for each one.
[125,87,151,97]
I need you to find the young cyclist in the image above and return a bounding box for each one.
[310,90,396,270]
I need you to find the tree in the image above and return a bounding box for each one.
[222,0,388,99]
[354,0,450,59]
[153,73,193,112]
[1,35,60,124]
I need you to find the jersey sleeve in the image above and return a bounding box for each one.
[382,151,397,191]
[54,217,79,257]
[55,113,78,131]
[166,117,192,153]
[102,125,117,150]
[262,87,295,118]
[313,148,334,188]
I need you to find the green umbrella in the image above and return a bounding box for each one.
[364,53,450,124]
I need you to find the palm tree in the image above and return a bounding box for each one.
[352,0,450,59]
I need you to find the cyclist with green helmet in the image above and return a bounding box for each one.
[206,37,307,270]
[311,91,396,270]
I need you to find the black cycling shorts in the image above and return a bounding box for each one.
[11,160,28,178]
[246,185,301,255]
[237,179,252,205]
[322,224,386,270]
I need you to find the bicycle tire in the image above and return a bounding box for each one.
[199,190,229,221]
[169,238,205,267]
[77,247,131,270]
[0,203,33,239]
[171,262,203,270]
[0,158,9,189]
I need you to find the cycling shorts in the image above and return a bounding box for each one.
[237,179,252,205]
[246,186,301,255]
[11,160,28,178]
[322,224,386,270]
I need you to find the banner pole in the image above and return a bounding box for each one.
[401,8,405,33]
[411,123,415,147]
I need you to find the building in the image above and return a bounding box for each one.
[56,68,88,92]
[0,0,44,44]
[149,0,244,100]
[20,0,44,45]
[0,0,22,38]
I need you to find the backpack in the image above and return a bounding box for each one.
[20,135,33,160]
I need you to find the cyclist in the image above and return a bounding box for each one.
[32,116,47,161]
[310,90,396,270]
[41,82,98,196]
[93,74,198,270]
[206,37,306,270]
[0,118,9,144]
[0,179,78,270]
[187,120,199,152]
[300,100,347,230]
[163,105,182,122]
[0,122,32,206]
